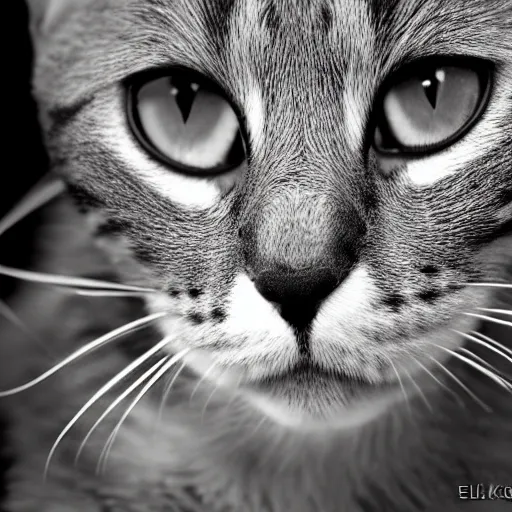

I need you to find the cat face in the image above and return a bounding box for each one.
[28,0,512,427]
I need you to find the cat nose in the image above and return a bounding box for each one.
[254,266,341,330]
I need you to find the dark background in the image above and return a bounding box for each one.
[1,2,48,295]
[1,1,48,504]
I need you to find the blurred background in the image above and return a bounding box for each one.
[0,1,48,504]
[1,1,48,297]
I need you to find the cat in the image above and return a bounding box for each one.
[0,0,511,510]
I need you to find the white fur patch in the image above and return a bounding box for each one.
[311,266,382,378]
[245,386,401,431]
[403,84,510,186]
[342,86,368,152]
[332,2,377,153]
[226,274,292,338]
[498,201,512,221]
[102,91,222,209]
[145,274,297,382]
[244,87,265,153]
[311,265,488,385]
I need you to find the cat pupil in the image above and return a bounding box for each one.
[168,77,199,123]
[421,69,442,109]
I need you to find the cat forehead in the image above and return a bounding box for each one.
[34,0,509,82]
[136,0,506,27]
[139,0,510,53]
[33,0,511,51]
[31,0,511,121]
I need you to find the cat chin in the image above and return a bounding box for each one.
[181,349,402,431]
[241,376,402,432]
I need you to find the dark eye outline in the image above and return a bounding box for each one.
[125,66,248,177]
[371,56,494,157]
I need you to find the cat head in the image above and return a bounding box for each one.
[27,0,512,428]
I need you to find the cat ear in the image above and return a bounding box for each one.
[26,0,77,38]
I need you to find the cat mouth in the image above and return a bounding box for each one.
[254,360,366,389]
[241,360,397,419]
[240,361,399,427]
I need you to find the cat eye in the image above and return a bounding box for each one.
[127,70,246,175]
[373,58,492,156]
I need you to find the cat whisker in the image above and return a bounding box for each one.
[463,283,512,289]
[189,361,218,404]
[456,345,512,386]
[411,356,465,408]
[0,264,157,294]
[458,348,512,391]
[477,307,512,317]
[463,312,512,330]
[201,369,226,424]
[0,300,28,332]
[150,360,191,471]
[0,300,50,354]
[401,361,433,413]
[426,355,491,412]
[155,360,188,437]
[458,346,498,373]
[384,356,412,417]
[97,348,191,475]
[221,371,244,417]
[434,344,512,394]
[470,330,512,359]
[74,357,169,465]
[453,329,512,371]
[0,175,65,238]
[73,290,153,298]
[43,334,177,479]
[0,178,155,296]
[0,311,168,397]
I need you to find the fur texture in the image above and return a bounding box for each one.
[0,0,511,510]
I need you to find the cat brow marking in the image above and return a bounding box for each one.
[342,85,368,152]
[245,86,265,153]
